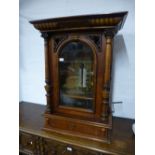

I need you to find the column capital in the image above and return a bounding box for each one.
[41,32,49,40]
[104,29,116,39]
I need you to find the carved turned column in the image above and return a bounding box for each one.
[41,32,51,113]
[102,31,114,119]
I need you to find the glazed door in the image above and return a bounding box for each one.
[51,35,104,118]
[58,41,95,111]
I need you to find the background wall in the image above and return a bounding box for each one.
[19,0,135,119]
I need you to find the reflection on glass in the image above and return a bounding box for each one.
[59,41,94,110]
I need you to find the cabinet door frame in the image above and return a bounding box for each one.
[50,34,105,120]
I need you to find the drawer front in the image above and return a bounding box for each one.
[43,138,104,155]
[20,132,38,154]
[43,139,71,155]
[19,131,108,155]
[45,116,108,141]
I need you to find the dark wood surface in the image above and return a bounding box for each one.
[19,102,135,155]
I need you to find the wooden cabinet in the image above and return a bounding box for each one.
[30,12,128,143]
[19,102,135,155]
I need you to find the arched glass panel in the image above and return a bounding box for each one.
[59,41,95,110]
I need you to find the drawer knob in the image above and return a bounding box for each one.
[62,146,73,154]
[27,141,33,145]
[67,146,72,152]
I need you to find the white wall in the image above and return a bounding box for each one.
[19,0,135,119]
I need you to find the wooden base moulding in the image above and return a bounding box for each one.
[43,113,112,143]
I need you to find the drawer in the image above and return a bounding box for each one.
[19,132,37,154]
[43,139,69,155]
[43,138,103,155]
[19,132,107,155]
[44,115,109,141]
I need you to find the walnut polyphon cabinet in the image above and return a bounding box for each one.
[30,12,128,143]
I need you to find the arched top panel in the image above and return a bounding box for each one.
[56,36,98,59]
[59,41,94,62]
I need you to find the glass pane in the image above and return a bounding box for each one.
[59,41,95,110]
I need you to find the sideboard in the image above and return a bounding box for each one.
[19,102,135,155]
